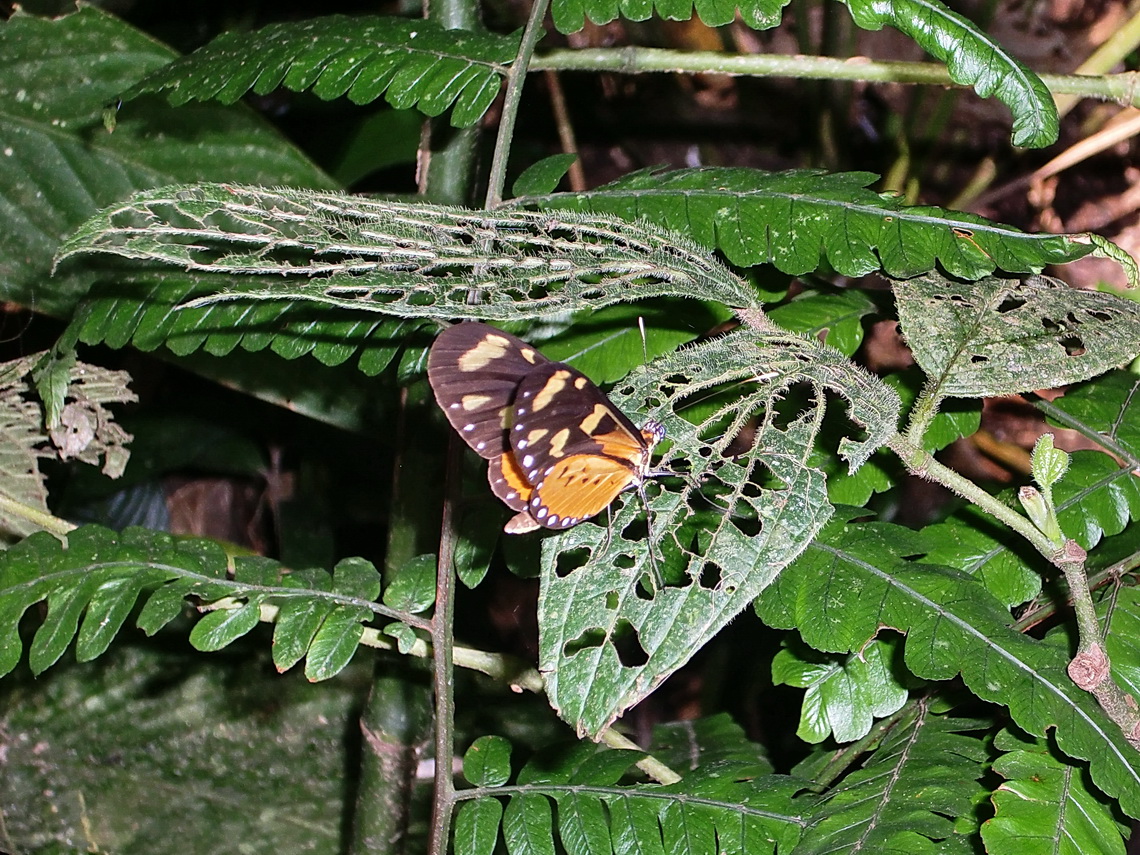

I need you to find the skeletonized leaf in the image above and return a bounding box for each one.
[895,273,1140,399]
[539,321,901,737]
[57,184,757,321]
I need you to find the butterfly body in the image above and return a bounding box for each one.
[427,322,663,533]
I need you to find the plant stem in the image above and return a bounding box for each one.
[484,0,552,207]
[427,437,464,855]
[528,48,1140,104]
[0,493,76,540]
[888,433,1058,557]
[890,434,1140,745]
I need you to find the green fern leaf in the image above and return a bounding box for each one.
[67,277,420,376]
[56,184,756,321]
[118,17,518,128]
[0,526,403,683]
[794,708,987,853]
[896,273,1140,398]
[756,519,1140,819]
[983,729,1129,855]
[845,0,1057,147]
[459,737,805,855]
[539,325,901,737]
[771,637,910,743]
[455,798,504,855]
[918,506,1042,609]
[550,0,788,31]
[516,168,1098,279]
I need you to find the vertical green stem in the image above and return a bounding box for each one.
[484,0,552,207]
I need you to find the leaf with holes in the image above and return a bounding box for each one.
[895,273,1140,399]
[538,321,901,737]
[56,184,756,322]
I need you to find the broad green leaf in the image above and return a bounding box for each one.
[273,596,335,673]
[57,184,757,322]
[464,735,514,786]
[513,155,579,197]
[534,299,732,383]
[383,554,437,613]
[771,637,910,743]
[189,601,263,652]
[118,17,518,128]
[1103,586,1140,702]
[502,792,556,855]
[918,507,1041,609]
[767,289,878,356]
[982,729,1128,855]
[1,7,333,317]
[332,556,382,601]
[756,519,1140,819]
[896,273,1140,399]
[304,606,369,680]
[540,324,901,737]
[455,798,505,855]
[846,0,1057,147]
[517,168,1103,279]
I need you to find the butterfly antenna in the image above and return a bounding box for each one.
[638,480,664,591]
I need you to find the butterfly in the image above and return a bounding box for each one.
[427,322,666,535]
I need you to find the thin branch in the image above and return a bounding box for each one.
[485,0,552,207]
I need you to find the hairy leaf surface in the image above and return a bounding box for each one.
[57,184,756,321]
[515,168,1100,279]
[896,273,1140,399]
[538,323,901,737]
[1,7,333,316]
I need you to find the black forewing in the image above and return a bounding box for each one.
[427,322,549,460]
[508,361,645,484]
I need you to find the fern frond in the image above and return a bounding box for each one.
[514,168,1102,279]
[755,517,1140,819]
[795,707,988,853]
[455,738,805,855]
[66,276,421,376]
[117,17,518,128]
[0,526,416,682]
[550,0,788,31]
[983,728,1130,855]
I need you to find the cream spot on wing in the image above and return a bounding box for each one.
[548,428,570,458]
[458,334,511,371]
[578,403,609,436]
[461,394,492,411]
[531,370,570,412]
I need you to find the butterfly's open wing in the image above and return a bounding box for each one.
[509,363,653,529]
[427,322,549,459]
